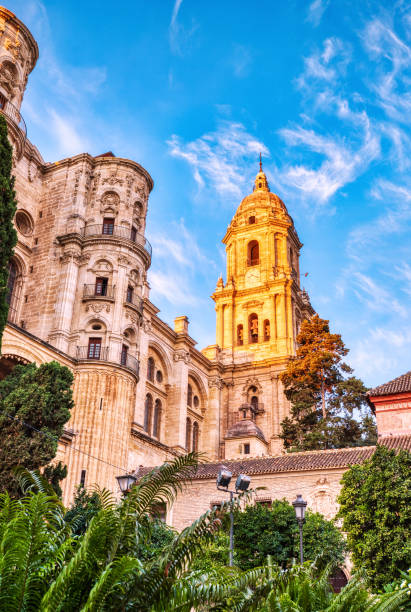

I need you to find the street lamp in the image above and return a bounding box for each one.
[292,494,307,564]
[216,467,251,566]
[116,472,137,495]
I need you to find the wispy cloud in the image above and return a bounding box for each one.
[230,44,253,78]
[352,271,407,317]
[148,220,215,307]
[167,121,269,201]
[362,17,411,122]
[306,0,330,26]
[297,38,349,88]
[168,0,198,55]
[277,114,379,204]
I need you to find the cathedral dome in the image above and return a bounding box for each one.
[225,419,266,442]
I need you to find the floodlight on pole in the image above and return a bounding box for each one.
[235,474,251,492]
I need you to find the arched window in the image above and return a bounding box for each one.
[249,313,258,343]
[153,399,161,438]
[187,384,193,407]
[249,216,256,224]
[147,357,155,382]
[144,394,153,434]
[185,417,192,451]
[192,421,199,452]
[264,319,270,341]
[247,240,259,266]
[237,324,244,346]
[6,260,17,306]
[251,395,258,415]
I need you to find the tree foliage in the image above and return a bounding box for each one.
[0,361,73,496]
[232,499,346,572]
[0,114,17,350]
[280,314,377,451]
[338,445,411,590]
[0,456,408,611]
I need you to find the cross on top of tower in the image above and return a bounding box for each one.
[254,154,269,192]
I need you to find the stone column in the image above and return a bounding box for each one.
[52,248,82,353]
[202,376,222,460]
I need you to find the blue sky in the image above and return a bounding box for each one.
[9,0,411,387]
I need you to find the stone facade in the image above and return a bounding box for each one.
[1,7,410,531]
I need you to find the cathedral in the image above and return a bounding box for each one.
[1,6,410,536]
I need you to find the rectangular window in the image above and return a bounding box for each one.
[102,218,114,235]
[120,344,128,366]
[0,92,5,109]
[126,285,134,303]
[130,226,137,242]
[95,277,108,296]
[87,337,102,359]
[244,443,250,454]
[80,469,86,487]
[151,502,166,522]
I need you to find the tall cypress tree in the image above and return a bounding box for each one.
[0,114,17,350]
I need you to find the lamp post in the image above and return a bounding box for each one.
[216,467,251,566]
[116,473,137,495]
[292,494,307,564]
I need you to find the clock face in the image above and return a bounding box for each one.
[245,268,260,288]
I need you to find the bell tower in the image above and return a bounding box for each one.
[207,159,314,458]
[212,159,308,361]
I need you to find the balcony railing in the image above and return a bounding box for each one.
[240,402,265,414]
[0,97,27,140]
[76,346,139,376]
[82,224,152,258]
[125,293,144,313]
[83,284,115,299]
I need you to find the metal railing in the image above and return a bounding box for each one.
[76,346,139,376]
[82,224,152,257]
[125,293,143,312]
[0,98,27,140]
[83,284,115,299]
[240,402,265,414]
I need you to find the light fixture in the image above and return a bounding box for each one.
[235,474,251,492]
[292,494,307,522]
[216,467,232,489]
[116,473,137,494]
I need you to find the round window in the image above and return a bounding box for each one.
[193,395,199,408]
[156,370,163,384]
[15,210,34,236]
[92,324,102,330]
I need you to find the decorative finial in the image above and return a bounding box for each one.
[259,152,262,172]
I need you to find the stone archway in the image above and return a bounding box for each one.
[0,353,30,380]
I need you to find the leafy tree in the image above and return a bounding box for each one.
[64,486,102,535]
[338,445,411,590]
[232,499,346,571]
[0,114,17,350]
[280,314,377,451]
[0,458,408,611]
[0,361,73,496]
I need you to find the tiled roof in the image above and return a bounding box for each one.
[225,419,266,442]
[368,370,411,397]
[135,434,411,480]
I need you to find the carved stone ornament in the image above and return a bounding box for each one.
[0,60,18,95]
[27,158,41,183]
[100,190,120,215]
[173,350,190,364]
[79,253,91,265]
[4,37,20,60]
[60,250,82,264]
[118,255,130,266]
[85,303,110,314]
[208,376,223,389]
[125,311,140,325]
[242,377,262,397]
[143,319,152,333]
[102,173,123,186]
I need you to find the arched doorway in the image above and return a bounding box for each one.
[0,354,30,381]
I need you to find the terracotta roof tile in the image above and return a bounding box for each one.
[135,434,411,480]
[368,370,411,397]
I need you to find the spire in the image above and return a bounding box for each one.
[254,154,269,192]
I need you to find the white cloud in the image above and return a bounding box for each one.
[297,38,349,89]
[362,18,411,122]
[167,121,269,201]
[168,0,198,56]
[277,115,379,203]
[352,272,407,317]
[306,0,330,26]
[148,220,215,308]
[230,44,252,78]
[49,110,90,156]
